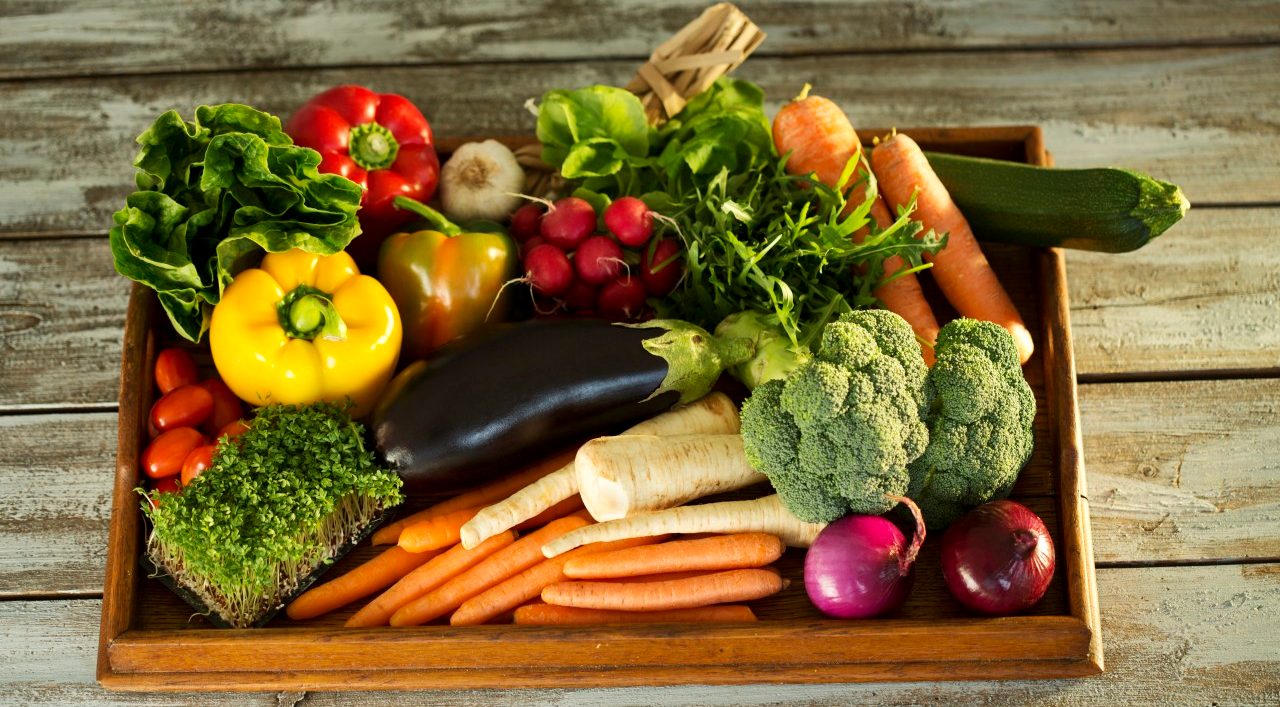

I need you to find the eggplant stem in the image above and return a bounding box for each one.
[886,495,926,576]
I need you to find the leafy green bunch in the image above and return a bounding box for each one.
[142,402,402,627]
[110,104,364,341]
[536,79,943,345]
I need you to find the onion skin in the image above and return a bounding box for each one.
[803,497,924,619]
[940,500,1056,615]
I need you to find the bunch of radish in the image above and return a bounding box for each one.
[510,196,682,321]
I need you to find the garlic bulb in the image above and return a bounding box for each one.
[439,140,526,222]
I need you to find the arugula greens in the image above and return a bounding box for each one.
[536,79,943,345]
[109,104,363,342]
[142,403,402,627]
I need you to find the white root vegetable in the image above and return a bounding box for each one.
[459,393,740,548]
[541,495,827,558]
[439,140,525,222]
[577,434,766,521]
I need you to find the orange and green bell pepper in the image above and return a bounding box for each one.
[210,248,401,417]
[377,196,518,360]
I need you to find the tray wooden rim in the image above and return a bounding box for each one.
[98,125,1103,691]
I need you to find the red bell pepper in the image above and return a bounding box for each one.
[286,85,440,265]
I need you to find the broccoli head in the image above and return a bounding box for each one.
[907,318,1036,529]
[740,310,928,523]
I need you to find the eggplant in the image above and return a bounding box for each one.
[373,319,752,492]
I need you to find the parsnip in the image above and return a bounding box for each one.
[459,393,740,548]
[541,495,827,558]
[577,434,766,521]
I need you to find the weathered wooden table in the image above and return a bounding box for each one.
[2,2,1277,704]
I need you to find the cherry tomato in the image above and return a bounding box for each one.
[150,384,214,432]
[217,419,250,440]
[141,427,207,479]
[154,348,199,394]
[181,444,217,486]
[199,378,244,434]
[153,475,182,494]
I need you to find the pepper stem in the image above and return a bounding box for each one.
[348,122,400,171]
[393,195,462,236]
[278,285,347,342]
[885,495,926,577]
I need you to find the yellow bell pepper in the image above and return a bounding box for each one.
[210,248,401,417]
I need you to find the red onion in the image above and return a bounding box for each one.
[940,499,1056,615]
[803,496,925,619]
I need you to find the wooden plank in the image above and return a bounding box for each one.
[3,0,1279,80]
[1069,208,1280,375]
[0,238,131,410]
[0,413,116,598]
[1081,378,1280,565]
[0,47,1276,239]
[4,564,1278,703]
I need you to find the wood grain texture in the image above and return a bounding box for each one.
[1,47,1277,238]
[0,237,130,410]
[0,413,115,597]
[1082,378,1280,565]
[7,564,1277,703]
[1068,208,1280,375]
[3,0,1279,80]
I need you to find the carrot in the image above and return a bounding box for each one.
[575,434,766,521]
[388,514,592,627]
[512,494,585,531]
[448,535,666,626]
[371,446,578,545]
[541,495,826,558]
[542,568,784,611]
[562,532,784,580]
[871,133,1034,363]
[459,393,741,548]
[397,506,480,553]
[285,546,439,621]
[513,603,757,625]
[345,530,515,627]
[772,86,940,362]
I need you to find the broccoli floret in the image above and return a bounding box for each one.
[740,310,928,523]
[907,319,1036,530]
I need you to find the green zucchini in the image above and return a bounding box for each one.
[924,151,1189,253]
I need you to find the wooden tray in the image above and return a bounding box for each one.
[98,126,1103,691]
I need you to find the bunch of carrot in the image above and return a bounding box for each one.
[772,85,1034,365]
[285,453,787,627]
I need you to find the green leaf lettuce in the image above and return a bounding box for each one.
[109,104,363,341]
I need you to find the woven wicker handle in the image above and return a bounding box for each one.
[625,2,765,125]
[518,2,764,195]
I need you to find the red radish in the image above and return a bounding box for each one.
[540,197,596,250]
[604,196,653,248]
[574,235,625,285]
[523,244,574,297]
[521,235,547,258]
[641,238,683,296]
[561,280,599,311]
[803,497,924,619]
[940,500,1056,616]
[597,275,647,321]
[510,203,545,243]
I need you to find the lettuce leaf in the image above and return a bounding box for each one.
[109,104,362,341]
